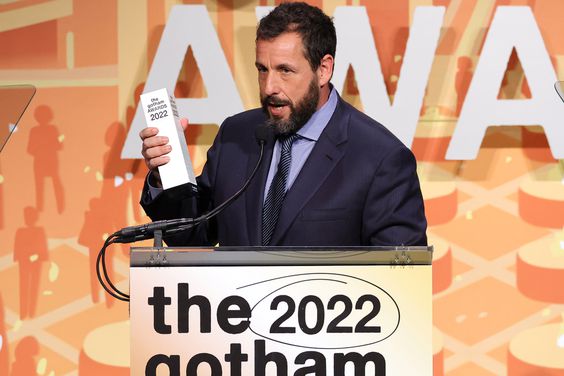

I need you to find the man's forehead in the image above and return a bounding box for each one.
[255,32,307,59]
[256,31,304,47]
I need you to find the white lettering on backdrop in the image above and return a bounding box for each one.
[122,5,564,160]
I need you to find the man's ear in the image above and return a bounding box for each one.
[317,54,334,87]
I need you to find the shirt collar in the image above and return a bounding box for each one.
[297,86,338,142]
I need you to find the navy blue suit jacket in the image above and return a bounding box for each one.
[141,96,427,246]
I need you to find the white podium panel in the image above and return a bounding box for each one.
[130,247,432,376]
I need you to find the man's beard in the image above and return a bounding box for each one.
[261,78,319,136]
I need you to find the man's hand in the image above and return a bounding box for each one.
[140,118,189,170]
[140,118,189,186]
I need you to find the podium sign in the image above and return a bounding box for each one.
[130,247,432,375]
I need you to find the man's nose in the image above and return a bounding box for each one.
[263,72,280,96]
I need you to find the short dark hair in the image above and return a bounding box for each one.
[256,2,336,71]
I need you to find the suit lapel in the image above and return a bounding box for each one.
[245,127,275,245]
[269,98,350,245]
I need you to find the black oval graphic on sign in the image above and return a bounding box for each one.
[238,272,401,350]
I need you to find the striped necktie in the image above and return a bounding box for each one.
[261,133,300,245]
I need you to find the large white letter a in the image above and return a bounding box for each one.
[446,6,564,160]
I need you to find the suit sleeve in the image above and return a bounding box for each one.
[362,146,428,246]
[140,122,227,246]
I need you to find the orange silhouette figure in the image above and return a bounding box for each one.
[13,206,48,320]
[361,1,409,97]
[0,294,9,375]
[27,105,65,214]
[125,83,148,223]
[388,27,409,96]
[499,50,522,100]
[10,336,39,376]
[78,198,115,308]
[0,161,3,230]
[101,122,130,231]
[455,56,473,116]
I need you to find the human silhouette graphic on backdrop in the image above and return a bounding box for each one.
[455,56,473,117]
[125,83,146,223]
[78,198,115,308]
[13,206,49,319]
[0,162,4,230]
[101,122,130,231]
[1,122,11,230]
[388,28,409,97]
[10,336,39,376]
[27,105,65,214]
[0,293,9,375]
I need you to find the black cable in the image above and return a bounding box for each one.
[111,125,272,244]
[97,140,265,302]
[161,221,196,236]
[191,143,265,224]
[96,126,272,303]
[102,238,129,299]
[155,140,266,238]
[96,235,126,301]
[96,233,129,301]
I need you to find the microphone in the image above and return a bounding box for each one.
[255,123,275,145]
[114,124,273,243]
[114,217,193,243]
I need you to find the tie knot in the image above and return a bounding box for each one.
[279,133,301,150]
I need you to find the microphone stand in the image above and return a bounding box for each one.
[154,229,163,248]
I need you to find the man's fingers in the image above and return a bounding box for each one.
[139,126,175,171]
[146,155,170,170]
[142,144,172,160]
[180,118,189,131]
[142,135,169,151]
[139,127,158,140]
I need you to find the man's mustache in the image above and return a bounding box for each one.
[262,95,291,107]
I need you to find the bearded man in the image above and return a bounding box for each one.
[139,2,427,247]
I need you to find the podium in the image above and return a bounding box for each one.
[130,246,433,375]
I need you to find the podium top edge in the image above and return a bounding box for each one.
[130,246,433,267]
[131,245,432,251]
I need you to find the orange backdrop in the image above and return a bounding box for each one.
[1,0,563,375]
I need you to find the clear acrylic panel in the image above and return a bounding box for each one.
[555,81,564,102]
[0,85,36,153]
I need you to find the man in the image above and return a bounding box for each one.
[140,2,427,247]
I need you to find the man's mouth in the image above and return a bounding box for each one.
[267,99,290,117]
[269,104,287,117]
